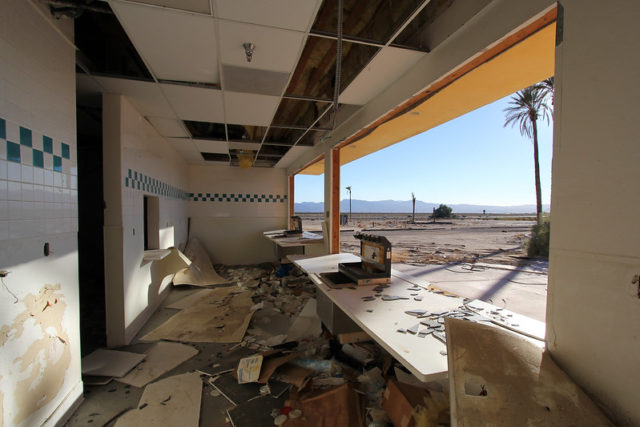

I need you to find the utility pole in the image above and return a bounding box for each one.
[411,192,416,223]
[346,186,352,224]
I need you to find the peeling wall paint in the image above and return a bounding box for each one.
[0,285,71,424]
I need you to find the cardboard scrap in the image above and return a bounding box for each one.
[273,363,313,390]
[445,318,613,426]
[140,291,253,343]
[383,378,431,427]
[81,348,146,378]
[173,238,230,287]
[116,342,199,388]
[115,372,202,427]
[233,350,299,384]
[286,384,364,427]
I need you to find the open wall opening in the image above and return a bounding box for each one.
[143,195,159,251]
[77,93,106,356]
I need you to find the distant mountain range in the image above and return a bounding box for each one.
[295,199,550,214]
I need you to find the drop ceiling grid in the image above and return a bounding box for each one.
[213,0,322,32]
[147,117,190,137]
[108,0,219,84]
[127,0,212,15]
[217,20,306,74]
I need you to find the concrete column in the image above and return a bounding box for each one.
[547,2,640,424]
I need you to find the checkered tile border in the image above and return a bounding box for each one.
[125,169,189,200]
[190,192,287,203]
[1,117,70,172]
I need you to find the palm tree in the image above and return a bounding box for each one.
[539,77,554,108]
[503,82,552,221]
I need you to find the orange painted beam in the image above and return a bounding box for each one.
[331,149,340,254]
[288,174,295,228]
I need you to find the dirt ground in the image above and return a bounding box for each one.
[299,213,537,266]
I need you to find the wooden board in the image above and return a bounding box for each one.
[140,291,253,343]
[445,318,612,426]
[116,342,198,388]
[114,372,202,427]
[81,349,146,378]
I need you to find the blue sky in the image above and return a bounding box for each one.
[295,92,554,206]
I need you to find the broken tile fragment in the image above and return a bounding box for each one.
[407,324,420,335]
[414,296,424,301]
[405,309,428,316]
[397,328,407,334]
[381,295,409,301]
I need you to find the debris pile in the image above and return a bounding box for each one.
[76,250,456,426]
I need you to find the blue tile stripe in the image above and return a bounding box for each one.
[125,168,190,200]
[1,118,70,172]
[190,192,287,203]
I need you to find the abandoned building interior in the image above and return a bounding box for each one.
[1,0,639,425]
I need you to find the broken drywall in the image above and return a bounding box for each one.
[0,285,71,425]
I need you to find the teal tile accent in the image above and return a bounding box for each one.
[189,191,287,203]
[53,155,62,172]
[33,149,44,168]
[61,143,70,159]
[19,126,32,147]
[124,169,190,200]
[7,141,21,163]
[0,118,5,139]
[43,136,53,153]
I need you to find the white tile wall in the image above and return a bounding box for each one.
[0,117,78,241]
[0,1,81,425]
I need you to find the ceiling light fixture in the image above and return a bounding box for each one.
[243,43,255,62]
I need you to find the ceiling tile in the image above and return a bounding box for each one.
[339,47,426,105]
[214,0,320,31]
[218,20,305,73]
[167,138,205,162]
[128,0,211,15]
[274,146,312,168]
[223,65,289,96]
[160,84,225,123]
[91,75,174,117]
[193,139,229,154]
[147,117,189,137]
[224,91,280,126]
[109,0,218,83]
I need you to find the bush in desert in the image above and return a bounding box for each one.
[432,204,453,219]
[525,216,550,258]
